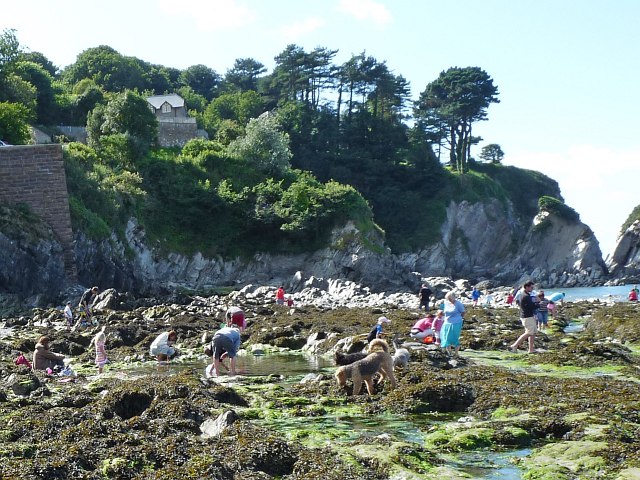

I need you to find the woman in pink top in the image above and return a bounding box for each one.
[410,314,435,340]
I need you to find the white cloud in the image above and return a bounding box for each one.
[279,17,326,42]
[337,0,392,27]
[506,145,640,256]
[158,0,256,31]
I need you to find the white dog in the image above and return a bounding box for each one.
[392,338,410,369]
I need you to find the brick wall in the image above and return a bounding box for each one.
[0,145,77,279]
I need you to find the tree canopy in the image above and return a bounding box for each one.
[414,67,499,173]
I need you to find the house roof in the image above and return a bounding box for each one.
[146,93,185,109]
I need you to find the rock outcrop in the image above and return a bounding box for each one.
[403,200,607,288]
[1,199,609,304]
[606,219,640,280]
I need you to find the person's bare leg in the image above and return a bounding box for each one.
[229,357,237,375]
[511,332,530,350]
[528,335,536,353]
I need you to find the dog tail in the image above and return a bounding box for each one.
[368,338,389,353]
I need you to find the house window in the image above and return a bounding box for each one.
[148,105,155,114]
[161,103,172,113]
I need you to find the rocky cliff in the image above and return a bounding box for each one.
[1,196,608,304]
[404,199,607,288]
[607,219,640,281]
[73,197,606,296]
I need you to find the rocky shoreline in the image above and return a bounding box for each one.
[1,284,639,479]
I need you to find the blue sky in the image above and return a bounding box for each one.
[3,0,639,257]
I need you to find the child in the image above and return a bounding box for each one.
[432,310,444,344]
[547,301,556,319]
[367,316,391,343]
[63,302,74,330]
[93,328,108,374]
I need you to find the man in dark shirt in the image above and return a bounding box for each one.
[418,284,433,312]
[509,281,537,353]
[77,286,99,327]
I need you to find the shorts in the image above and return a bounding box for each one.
[150,345,175,357]
[230,311,246,329]
[521,316,537,335]
[212,334,236,360]
[276,298,284,305]
[536,311,548,325]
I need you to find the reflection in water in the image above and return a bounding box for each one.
[452,449,530,479]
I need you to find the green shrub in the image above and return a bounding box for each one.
[538,196,579,222]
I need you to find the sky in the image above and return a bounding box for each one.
[3,0,639,257]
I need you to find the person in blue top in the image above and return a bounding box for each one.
[510,281,538,353]
[208,325,241,377]
[366,316,391,343]
[548,292,565,305]
[440,291,465,357]
[471,287,482,307]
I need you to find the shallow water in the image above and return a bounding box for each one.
[106,352,526,478]
[552,284,638,303]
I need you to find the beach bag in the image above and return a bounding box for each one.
[14,353,32,369]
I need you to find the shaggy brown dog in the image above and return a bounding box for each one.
[334,339,397,395]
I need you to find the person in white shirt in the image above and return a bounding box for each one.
[63,302,74,330]
[149,330,178,362]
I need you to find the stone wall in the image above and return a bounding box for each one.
[157,118,199,147]
[0,145,76,279]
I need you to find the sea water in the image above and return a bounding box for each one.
[543,284,637,303]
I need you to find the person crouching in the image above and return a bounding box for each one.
[208,325,241,377]
[149,330,178,362]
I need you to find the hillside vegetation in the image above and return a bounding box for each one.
[0,30,568,257]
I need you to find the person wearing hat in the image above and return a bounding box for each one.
[367,316,391,343]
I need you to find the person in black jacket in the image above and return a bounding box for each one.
[418,284,433,312]
[509,281,538,353]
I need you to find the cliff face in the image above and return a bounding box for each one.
[1,199,608,302]
[405,200,607,288]
[0,208,66,303]
[607,220,640,279]
[71,197,606,296]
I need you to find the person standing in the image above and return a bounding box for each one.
[418,284,433,312]
[93,328,108,374]
[77,286,99,328]
[275,286,286,305]
[510,281,537,353]
[208,326,241,377]
[536,291,550,331]
[225,306,246,331]
[432,310,444,344]
[471,287,482,307]
[63,302,74,330]
[440,292,465,357]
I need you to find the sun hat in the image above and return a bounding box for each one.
[377,316,391,324]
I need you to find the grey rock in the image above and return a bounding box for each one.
[200,409,239,438]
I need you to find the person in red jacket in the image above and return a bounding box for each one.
[275,286,285,305]
[628,288,638,302]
